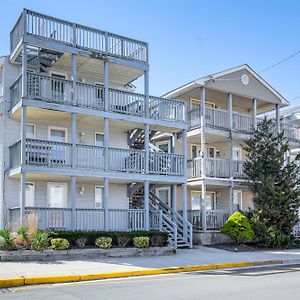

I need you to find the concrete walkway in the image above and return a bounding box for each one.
[1,246,300,279]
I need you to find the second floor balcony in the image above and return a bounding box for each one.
[10,72,185,124]
[9,138,184,177]
[188,157,246,180]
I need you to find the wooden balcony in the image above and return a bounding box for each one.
[9,207,162,231]
[10,72,185,124]
[9,138,184,177]
[11,9,148,63]
[188,157,246,179]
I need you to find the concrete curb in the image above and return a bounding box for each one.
[1,259,300,288]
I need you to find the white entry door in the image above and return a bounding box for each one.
[49,127,67,163]
[47,183,68,208]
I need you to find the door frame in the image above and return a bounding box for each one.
[26,123,36,139]
[47,182,68,208]
[156,186,171,206]
[94,185,104,209]
[191,190,216,210]
[48,126,68,141]
[233,190,243,210]
[191,144,201,159]
[156,140,171,153]
[233,147,242,160]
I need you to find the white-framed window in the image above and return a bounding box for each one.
[26,123,36,139]
[20,182,35,207]
[48,126,68,142]
[233,190,243,210]
[156,187,171,206]
[189,98,215,111]
[95,186,104,209]
[47,182,68,208]
[191,144,201,159]
[191,191,216,210]
[95,132,104,147]
[191,191,201,210]
[206,147,216,158]
[156,140,171,153]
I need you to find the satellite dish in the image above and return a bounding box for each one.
[241,74,249,85]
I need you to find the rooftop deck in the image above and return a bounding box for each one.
[11,9,148,64]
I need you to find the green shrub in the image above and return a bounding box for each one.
[0,230,15,250]
[50,238,70,250]
[133,236,149,248]
[95,237,112,249]
[220,211,254,244]
[31,232,49,251]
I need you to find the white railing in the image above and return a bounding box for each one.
[108,147,145,173]
[184,209,230,230]
[233,112,254,133]
[149,152,184,176]
[232,160,246,178]
[188,157,202,178]
[281,122,300,142]
[12,9,147,63]
[206,157,230,178]
[10,138,183,176]
[205,107,229,129]
[293,224,300,238]
[11,72,185,123]
[9,207,147,231]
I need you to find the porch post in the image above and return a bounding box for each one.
[20,105,27,166]
[200,87,206,177]
[144,180,149,230]
[71,176,76,230]
[182,128,188,239]
[104,178,109,231]
[229,185,234,214]
[228,93,233,179]
[21,43,27,98]
[275,104,280,134]
[144,70,149,118]
[201,181,207,231]
[171,133,178,214]
[71,113,77,168]
[252,98,257,130]
[20,172,26,227]
[71,54,77,106]
[228,93,233,130]
[104,118,109,172]
[104,60,109,111]
[144,124,150,174]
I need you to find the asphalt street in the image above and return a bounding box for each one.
[1,264,300,299]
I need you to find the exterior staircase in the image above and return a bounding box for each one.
[128,183,193,248]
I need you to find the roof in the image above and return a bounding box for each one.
[163,64,288,106]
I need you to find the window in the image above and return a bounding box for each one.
[20,182,35,207]
[156,187,171,206]
[191,191,216,210]
[233,190,243,210]
[206,147,215,158]
[26,124,36,139]
[156,140,171,153]
[95,186,104,208]
[95,133,104,147]
[191,191,201,210]
[47,183,68,208]
[191,145,201,159]
[190,98,215,111]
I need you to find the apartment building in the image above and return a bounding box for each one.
[162,65,300,232]
[0,9,193,248]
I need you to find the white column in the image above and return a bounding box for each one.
[144,70,149,118]
[229,185,234,214]
[71,54,77,106]
[252,98,257,130]
[20,172,26,227]
[104,118,109,172]
[21,44,27,98]
[104,177,109,231]
[171,133,178,213]
[275,104,280,134]
[144,180,149,230]
[200,87,206,177]
[104,60,109,111]
[201,181,207,231]
[228,93,233,130]
[71,113,77,168]
[20,105,27,166]
[71,176,76,230]
[182,128,188,239]
[144,123,150,174]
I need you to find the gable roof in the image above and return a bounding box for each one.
[163,64,288,106]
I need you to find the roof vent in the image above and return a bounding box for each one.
[241,74,249,85]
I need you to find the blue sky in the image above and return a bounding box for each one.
[2,0,300,105]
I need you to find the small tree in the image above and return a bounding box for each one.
[243,118,300,247]
[220,211,254,244]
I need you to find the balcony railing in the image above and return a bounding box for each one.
[188,157,246,179]
[180,210,230,230]
[11,72,185,123]
[9,207,150,231]
[9,138,184,176]
[11,9,147,63]
[281,122,300,142]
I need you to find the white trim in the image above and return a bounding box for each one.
[26,123,36,139]
[95,185,104,209]
[156,186,171,206]
[47,182,68,208]
[156,140,171,153]
[48,126,68,141]
[190,144,201,159]
[95,132,104,146]
[233,190,243,210]
[49,71,68,79]
[191,190,216,210]
[189,98,215,111]
[19,181,36,207]
[233,147,242,160]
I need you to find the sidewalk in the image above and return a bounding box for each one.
[0,246,300,286]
